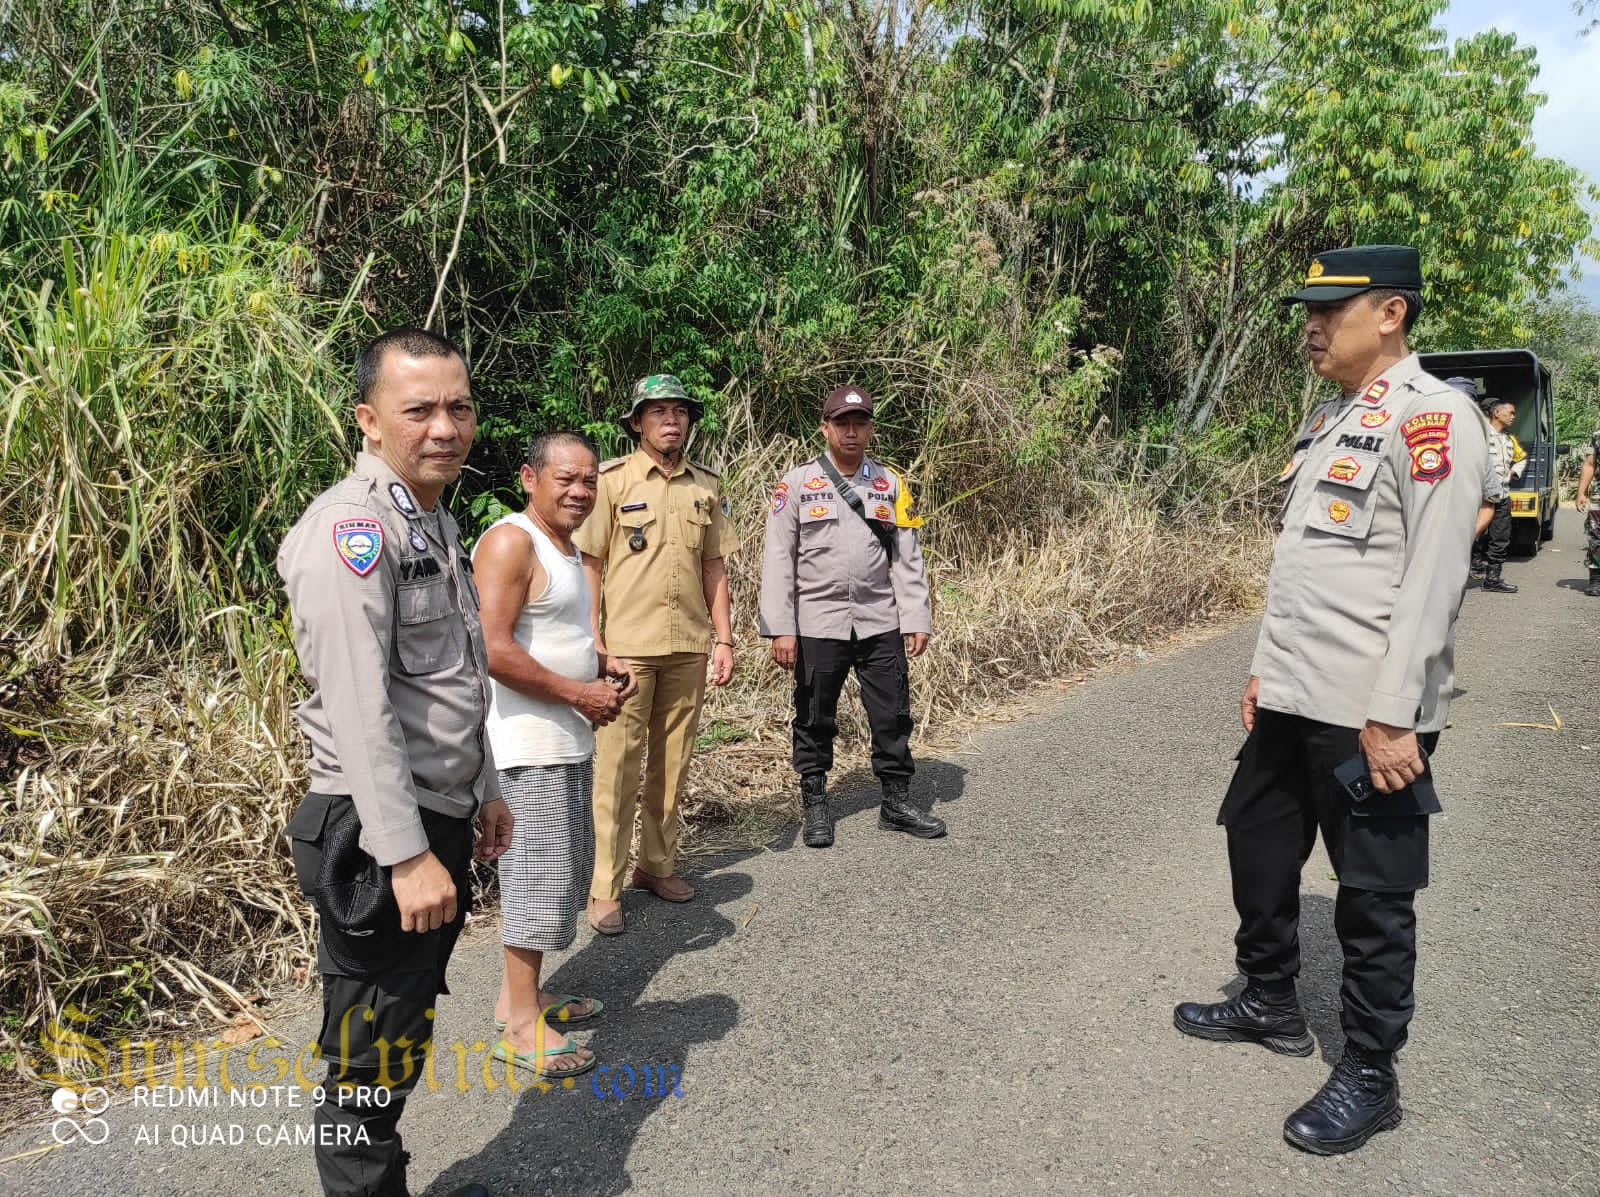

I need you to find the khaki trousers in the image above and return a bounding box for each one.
[590,652,708,900]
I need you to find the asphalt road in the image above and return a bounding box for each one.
[4,510,1598,1196]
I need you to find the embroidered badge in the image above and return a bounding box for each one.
[408,528,429,552]
[874,504,893,521]
[1360,379,1389,405]
[1277,459,1299,482]
[388,482,418,515]
[871,476,891,492]
[1360,408,1392,428]
[803,477,827,491]
[333,518,384,576]
[721,496,731,517]
[1402,411,1452,483]
[1328,500,1351,524]
[1308,412,1326,434]
[770,489,788,515]
[807,505,831,518]
[1409,443,1450,483]
[1326,456,1361,483]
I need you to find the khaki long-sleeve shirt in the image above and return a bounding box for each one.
[758,453,932,640]
[1251,354,1487,733]
[573,450,728,657]
[277,450,499,865]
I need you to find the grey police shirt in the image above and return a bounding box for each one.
[758,453,933,640]
[277,450,499,865]
[1252,353,1488,733]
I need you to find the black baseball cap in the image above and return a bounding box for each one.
[1283,245,1424,304]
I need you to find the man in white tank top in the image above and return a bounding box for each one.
[473,432,638,1080]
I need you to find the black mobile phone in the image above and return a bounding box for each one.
[1334,750,1440,813]
[1334,752,1376,803]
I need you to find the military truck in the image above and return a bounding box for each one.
[1418,348,1568,555]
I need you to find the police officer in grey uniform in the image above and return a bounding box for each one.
[1442,376,1506,571]
[279,327,511,1197]
[758,385,943,846]
[1174,248,1487,1155]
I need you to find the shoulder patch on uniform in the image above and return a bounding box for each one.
[333,518,384,576]
[886,468,924,529]
[1403,411,1453,484]
[598,457,626,473]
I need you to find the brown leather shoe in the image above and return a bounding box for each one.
[587,898,624,935]
[629,868,694,902]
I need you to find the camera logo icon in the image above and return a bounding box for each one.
[50,1087,110,1145]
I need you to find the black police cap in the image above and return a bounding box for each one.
[1283,245,1424,304]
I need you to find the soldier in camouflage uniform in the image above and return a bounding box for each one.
[1576,427,1600,597]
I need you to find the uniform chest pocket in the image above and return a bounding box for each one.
[1305,449,1384,540]
[395,580,463,674]
[799,504,839,534]
[679,505,711,550]
[616,507,656,553]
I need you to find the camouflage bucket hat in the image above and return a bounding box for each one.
[620,373,702,432]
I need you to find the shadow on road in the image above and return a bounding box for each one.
[426,862,753,1196]
[1211,891,1346,1065]
[804,757,969,822]
[427,754,966,1193]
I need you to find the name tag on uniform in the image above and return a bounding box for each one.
[620,502,648,513]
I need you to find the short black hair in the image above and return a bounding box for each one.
[1484,396,1516,413]
[356,327,469,404]
[1367,288,1423,334]
[525,430,599,474]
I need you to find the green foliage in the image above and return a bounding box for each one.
[0,0,1595,645]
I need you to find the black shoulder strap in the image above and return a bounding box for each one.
[817,456,895,561]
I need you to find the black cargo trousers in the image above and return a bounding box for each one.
[1472,496,1512,567]
[1218,709,1440,1054]
[286,794,474,1197]
[792,631,914,782]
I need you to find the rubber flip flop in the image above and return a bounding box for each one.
[490,1036,596,1079]
[493,996,604,1032]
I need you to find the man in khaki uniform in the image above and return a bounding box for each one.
[758,384,943,847]
[576,374,734,935]
[278,327,511,1197]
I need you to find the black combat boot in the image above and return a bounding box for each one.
[1586,569,1600,597]
[1173,981,1315,1056]
[800,774,833,848]
[1481,565,1517,593]
[878,779,946,838]
[1282,1043,1402,1155]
